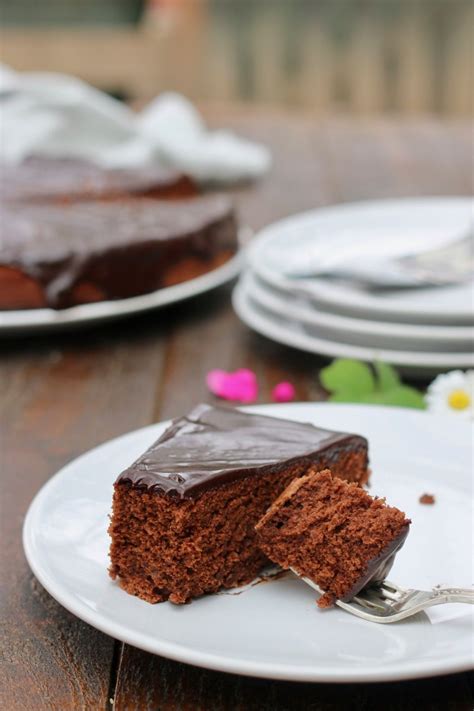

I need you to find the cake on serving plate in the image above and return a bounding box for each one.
[255,468,410,608]
[0,195,237,309]
[0,157,196,203]
[108,404,369,604]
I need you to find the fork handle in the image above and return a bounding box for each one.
[431,586,474,605]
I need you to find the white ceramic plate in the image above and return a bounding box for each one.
[0,251,242,336]
[233,282,474,375]
[247,198,474,325]
[23,403,473,683]
[244,270,474,353]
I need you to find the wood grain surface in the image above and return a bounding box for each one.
[1,110,472,710]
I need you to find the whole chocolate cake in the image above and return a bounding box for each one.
[0,157,196,203]
[256,468,410,607]
[0,195,237,309]
[108,404,369,604]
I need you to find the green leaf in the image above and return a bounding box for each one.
[320,359,375,398]
[319,358,426,410]
[328,386,425,409]
[365,386,426,409]
[374,361,400,392]
[327,392,370,403]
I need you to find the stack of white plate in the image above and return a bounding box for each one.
[233,198,474,375]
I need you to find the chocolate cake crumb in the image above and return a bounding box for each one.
[317,592,336,609]
[419,493,435,505]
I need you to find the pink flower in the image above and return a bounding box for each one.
[272,381,295,403]
[206,368,258,403]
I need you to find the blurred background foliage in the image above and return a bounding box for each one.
[0,0,472,115]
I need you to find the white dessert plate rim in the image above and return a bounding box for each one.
[232,281,474,374]
[244,270,474,347]
[23,403,473,683]
[0,248,242,335]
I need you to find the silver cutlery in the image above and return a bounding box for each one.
[288,230,474,288]
[291,569,474,623]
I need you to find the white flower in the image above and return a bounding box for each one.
[425,370,474,419]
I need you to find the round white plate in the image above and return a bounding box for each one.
[23,403,473,683]
[233,281,474,375]
[244,270,474,353]
[247,198,474,325]
[0,252,242,336]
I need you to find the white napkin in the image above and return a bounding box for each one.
[0,65,271,184]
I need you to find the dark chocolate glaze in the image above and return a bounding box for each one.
[340,523,411,601]
[117,403,368,498]
[0,157,196,203]
[0,195,237,308]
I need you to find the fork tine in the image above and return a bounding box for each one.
[354,584,397,604]
[377,585,403,602]
[380,579,405,594]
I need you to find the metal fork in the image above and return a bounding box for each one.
[291,569,474,623]
[287,229,474,288]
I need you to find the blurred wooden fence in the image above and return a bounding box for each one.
[0,0,472,115]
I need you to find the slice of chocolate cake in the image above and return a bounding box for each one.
[0,195,237,309]
[256,468,410,608]
[109,404,369,604]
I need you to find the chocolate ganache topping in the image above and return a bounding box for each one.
[0,195,236,308]
[117,404,368,498]
[0,157,194,203]
[340,524,411,601]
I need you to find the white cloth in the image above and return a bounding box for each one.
[0,65,271,184]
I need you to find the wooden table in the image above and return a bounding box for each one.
[1,111,473,710]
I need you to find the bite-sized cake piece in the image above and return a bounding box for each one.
[256,468,410,608]
[0,157,196,203]
[0,195,237,309]
[109,404,369,604]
